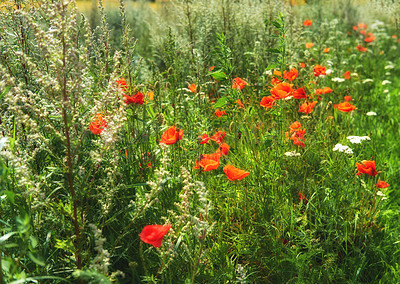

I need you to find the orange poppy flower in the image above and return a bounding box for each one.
[305,42,314,49]
[356,160,378,176]
[283,68,299,81]
[290,121,302,132]
[270,82,294,99]
[198,159,220,171]
[315,87,333,95]
[375,181,389,188]
[115,78,128,92]
[313,65,326,77]
[392,35,398,39]
[209,66,215,71]
[303,19,312,26]
[273,70,282,77]
[232,77,248,90]
[140,224,171,248]
[89,114,107,135]
[223,165,250,181]
[290,129,306,147]
[271,77,282,85]
[216,143,230,156]
[292,88,307,99]
[210,131,226,144]
[323,47,330,53]
[343,71,351,80]
[198,133,210,144]
[344,96,351,102]
[333,102,356,112]
[124,92,144,105]
[260,96,276,109]
[235,99,245,109]
[188,84,196,93]
[353,26,358,31]
[360,30,367,36]
[300,63,306,68]
[159,126,184,145]
[299,101,317,114]
[215,109,227,117]
[358,23,367,29]
[357,45,367,52]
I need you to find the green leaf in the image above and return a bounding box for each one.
[272,21,281,29]
[266,63,278,70]
[266,48,280,54]
[214,96,227,109]
[146,105,155,119]
[28,251,45,266]
[209,71,227,81]
[0,232,17,244]
[3,191,15,204]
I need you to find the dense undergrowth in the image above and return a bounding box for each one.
[1,0,400,283]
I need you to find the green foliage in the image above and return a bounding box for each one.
[0,0,400,283]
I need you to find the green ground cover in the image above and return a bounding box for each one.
[0,0,400,282]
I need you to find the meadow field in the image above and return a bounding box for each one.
[0,0,400,283]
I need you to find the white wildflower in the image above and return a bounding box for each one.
[347,136,370,144]
[377,191,387,200]
[333,143,353,154]
[265,70,273,76]
[0,137,8,150]
[326,60,334,66]
[384,64,394,70]
[382,80,391,85]
[366,111,377,116]
[284,151,301,157]
[351,72,358,77]
[363,79,374,84]
[332,77,345,83]
[326,69,333,75]
[384,89,389,94]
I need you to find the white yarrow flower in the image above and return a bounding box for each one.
[333,143,353,154]
[363,79,374,84]
[377,191,387,200]
[382,80,391,85]
[347,136,371,144]
[366,111,377,116]
[284,151,301,157]
[326,69,333,75]
[332,77,345,82]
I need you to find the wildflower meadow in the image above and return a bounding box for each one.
[1,0,400,283]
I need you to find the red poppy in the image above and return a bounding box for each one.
[358,23,367,30]
[273,70,282,77]
[290,121,302,132]
[300,63,306,68]
[271,77,282,85]
[305,42,314,49]
[313,65,326,77]
[210,131,226,144]
[333,102,356,112]
[344,96,351,102]
[188,84,196,93]
[343,71,351,80]
[283,68,299,81]
[140,224,171,248]
[115,78,128,92]
[323,47,330,53]
[159,126,184,145]
[89,114,107,135]
[223,165,250,181]
[299,101,317,114]
[232,77,248,90]
[236,99,245,109]
[297,191,307,203]
[290,129,306,147]
[124,92,144,105]
[356,160,378,176]
[315,87,333,95]
[375,181,389,188]
[270,82,294,99]
[292,88,307,99]
[357,45,367,52]
[365,33,376,43]
[215,109,227,117]
[198,133,210,144]
[260,96,276,109]
[216,143,230,156]
[360,30,367,36]
[353,26,358,31]
[209,66,215,71]
[198,159,220,171]
[303,19,312,26]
